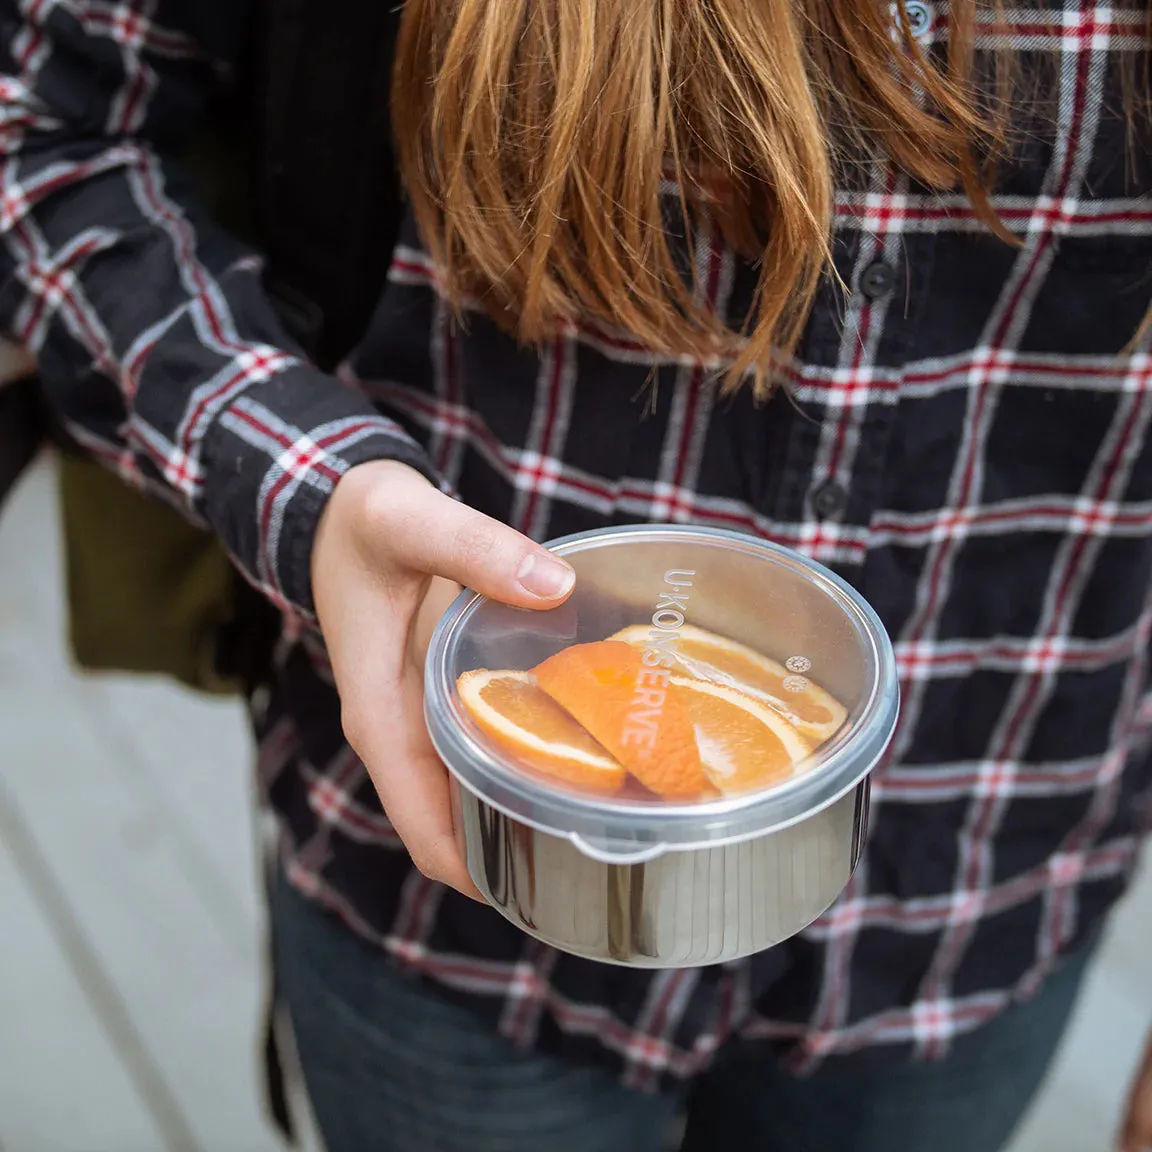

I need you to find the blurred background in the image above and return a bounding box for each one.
[0,455,1148,1152]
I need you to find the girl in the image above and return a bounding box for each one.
[1,2,1150,1149]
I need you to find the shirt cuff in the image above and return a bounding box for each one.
[201,362,438,620]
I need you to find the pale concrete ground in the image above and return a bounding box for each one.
[0,456,1148,1152]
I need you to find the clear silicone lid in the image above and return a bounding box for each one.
[425,526,899,859]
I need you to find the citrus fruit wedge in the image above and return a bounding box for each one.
[533,641,708,799]
[668,676,811,794]
[457,669,626,794]
[608,624,847,743]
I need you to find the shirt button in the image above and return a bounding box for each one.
[811,479,848,520]
[903,1,934,38]
[891,1,934,39]
[859,260,897,300]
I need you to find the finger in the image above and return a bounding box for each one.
[346,666,481,898]
[330,578,481,899]
[412,575,464,666]
[376,478,575,609]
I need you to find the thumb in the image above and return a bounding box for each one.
[390,483,575,609]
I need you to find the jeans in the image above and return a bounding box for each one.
[272,872,1097,1152]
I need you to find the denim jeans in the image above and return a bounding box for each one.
[272,873,1097,1152]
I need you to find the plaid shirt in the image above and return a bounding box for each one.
[3,0,1152,1091]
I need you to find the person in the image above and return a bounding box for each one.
[1124,1035,1152,1152]
[1,1,1151,1150]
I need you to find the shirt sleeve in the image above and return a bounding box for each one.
[0,0,436,620]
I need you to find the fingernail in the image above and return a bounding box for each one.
[517,552,575,599]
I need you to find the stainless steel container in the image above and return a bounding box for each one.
[426,526,898,968]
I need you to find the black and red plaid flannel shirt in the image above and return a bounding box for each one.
[2,0,1152,1091]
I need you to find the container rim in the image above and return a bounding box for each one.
[424,525,900,856]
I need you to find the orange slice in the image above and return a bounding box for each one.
[608,623,847,743]
[457,669,626,794]
[668,676,811,794]
[533,641,707,799]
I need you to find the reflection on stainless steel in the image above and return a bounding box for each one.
[429,527,899,968]
[456,780,869,967]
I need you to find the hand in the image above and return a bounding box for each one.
[311,460,575,897]
[1120,1030,1152,1152]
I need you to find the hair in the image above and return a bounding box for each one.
[392,1,1150,395]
